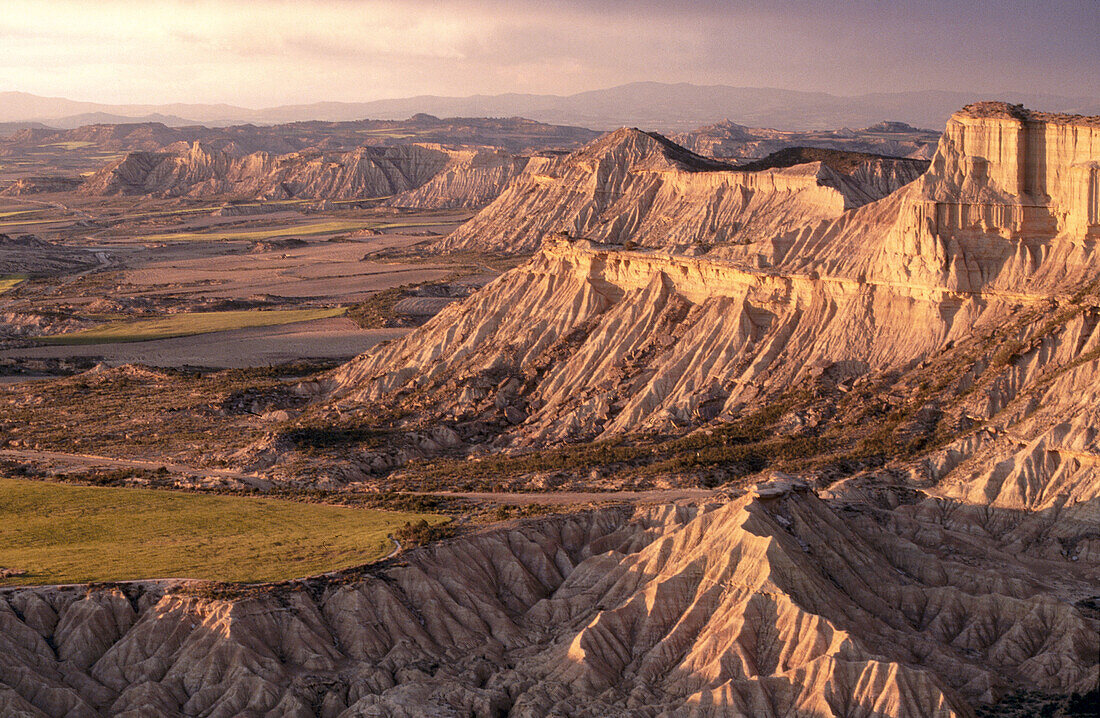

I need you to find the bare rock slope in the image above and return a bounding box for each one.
[78,142,452,200]
[76,141,538,209]
[672,119,941,161]
[437,128,926,255]
[3,484,1095,717]
[327,104,1100,513]
[387,148,531,210]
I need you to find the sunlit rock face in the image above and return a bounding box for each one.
[78,142,452,200]
[922,103,1100,239]
[3,489,1095,717]
[387,148,531,210]
[438,127,925,255]
[324,107,1100,508]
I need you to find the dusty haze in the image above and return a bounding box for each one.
[3,0,1097,107]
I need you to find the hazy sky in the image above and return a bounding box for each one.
[3,0,1097,106]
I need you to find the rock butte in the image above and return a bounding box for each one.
[4,103,1100,717]
[323,104,1100,513]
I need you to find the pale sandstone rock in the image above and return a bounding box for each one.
[2,493,1095,716]
[78,142,451,200]
[387,148,530,210]
[438,127,925,255]
[323,106,1100,512]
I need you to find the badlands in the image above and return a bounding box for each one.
[0,102,1098,717]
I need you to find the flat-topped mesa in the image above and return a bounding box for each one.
[917,102,1100,239]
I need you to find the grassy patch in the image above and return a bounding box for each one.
[37,307,346,345]
[0,274,28,294]
[137,220,377,243]
[136,217,465,243]
[0,478,444,585]
[47,141,96,150]
[0,217,72,228]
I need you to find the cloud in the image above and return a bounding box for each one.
[0,0,1095,106]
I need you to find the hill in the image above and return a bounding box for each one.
[437,128,926,254]
[5,84,1098,131]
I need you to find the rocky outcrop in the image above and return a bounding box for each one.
[438,128,926,255]
[78,142,452,200]
[3,487,1095,717]
[914,102,1100,241]
[322,105,1100,515]
[673,119,941,160]
[387,148,530,209]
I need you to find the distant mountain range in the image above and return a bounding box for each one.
[3,83,1098,132]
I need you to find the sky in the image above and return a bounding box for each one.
[2,0,1097,107]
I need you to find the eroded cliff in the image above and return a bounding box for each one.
[438,128,928,255]
[387,148,531,209]
[78,142,452,200]
[3,485,1095,717]
[320,105,1100,515]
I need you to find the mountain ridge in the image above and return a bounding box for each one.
[5,83,1098,132]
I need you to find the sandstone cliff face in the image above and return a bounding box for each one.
[915,105,1100,240]
[387,149,531,209]
[3,487,1094,717]
[78,142,452,200]
[438,128,926,255]
[324,105,1100,515]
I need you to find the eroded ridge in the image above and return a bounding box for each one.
[2,486,1095,717]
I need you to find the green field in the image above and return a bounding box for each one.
[0,216,71,228]
[139,220,376,242]
[47,140,96,150]
[0,275,28,294]
[37,307,346,345]
[136,216,460,242]
[0,479,443,585]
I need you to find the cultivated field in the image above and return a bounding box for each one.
[0,478,444,585]
[0,275,26,293]
[37,307,346,344]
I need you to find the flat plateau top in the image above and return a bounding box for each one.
[958,101,1100,126]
